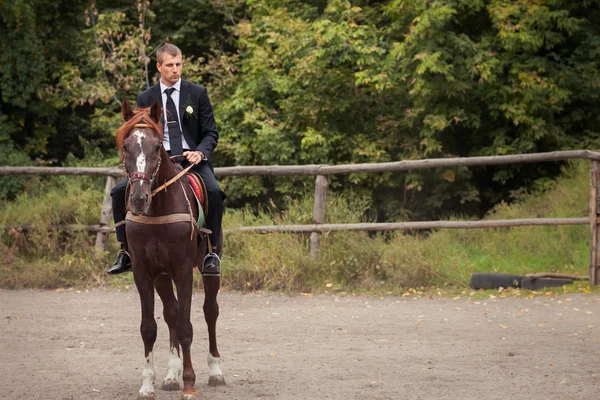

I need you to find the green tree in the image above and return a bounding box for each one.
[207,0,600,220]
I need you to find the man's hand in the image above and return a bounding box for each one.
[183,150,205,165]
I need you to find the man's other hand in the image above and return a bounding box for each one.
[184,150,204,165]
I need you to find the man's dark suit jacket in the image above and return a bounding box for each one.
[136,80,219,161]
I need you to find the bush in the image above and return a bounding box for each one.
[0,160,592,291]
[0,142,35,201]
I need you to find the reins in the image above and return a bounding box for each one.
[126,123,193,197]
[151,155,194,197]
[105,123,200,240]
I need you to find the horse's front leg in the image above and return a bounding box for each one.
[203,275,225,386]
[154,273,183,391]
[134,272,157,400]
[174,268,199,400]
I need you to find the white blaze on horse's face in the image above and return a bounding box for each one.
[133,130,147,185]
[125,127,161,215]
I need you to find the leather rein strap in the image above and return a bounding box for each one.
[151,158,194,197]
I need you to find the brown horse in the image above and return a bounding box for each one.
[117,99,224,400]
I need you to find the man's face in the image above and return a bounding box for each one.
[157,53,183,86]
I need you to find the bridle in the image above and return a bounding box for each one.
[128,158,162,188]
[124,123,162,191]
[108,120,207,243]
[124,123,194,197]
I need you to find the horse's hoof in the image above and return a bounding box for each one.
[179,394,200,400]
[161,379,180,391]
[208,374,226,386]
[136,393,155,400]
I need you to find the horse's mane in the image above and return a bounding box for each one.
[116,107,164,155]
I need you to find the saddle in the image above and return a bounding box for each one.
[178,166,221,276]
[186,172,209,228]
[169,163,208,226]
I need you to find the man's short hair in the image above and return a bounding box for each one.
[157,44,182,64]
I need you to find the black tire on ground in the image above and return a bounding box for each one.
[469,273,526,290]
[520,277,573,290]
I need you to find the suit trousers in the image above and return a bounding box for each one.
[111,161,225,249]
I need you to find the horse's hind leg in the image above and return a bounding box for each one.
[154,273,182,391]
[203,275,225,386]
[134,273,157,400]
[174,270,199,400]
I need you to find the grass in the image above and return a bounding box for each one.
[0,160,595,295]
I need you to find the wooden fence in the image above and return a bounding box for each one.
[2,149,600,284]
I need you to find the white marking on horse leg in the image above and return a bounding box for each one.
[164,347,183,381]
[207,353,225,386]
[139,351,155,397]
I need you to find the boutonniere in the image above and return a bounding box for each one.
[183,98,197,119]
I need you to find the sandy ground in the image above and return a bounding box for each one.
[1,288,599,400]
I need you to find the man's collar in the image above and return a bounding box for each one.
[160,78,182,93]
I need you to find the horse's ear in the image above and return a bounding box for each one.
[150,100,162,124]
[121,99,134,121]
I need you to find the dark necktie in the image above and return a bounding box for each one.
[164,87,184,155]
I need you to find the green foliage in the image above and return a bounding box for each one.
[0,160,593,291]
[3,0,600,224]
[223,160,592,292]
[0,0,89,157]
[0,141,34,201]
[205,0,600,221]
[223,195,431,292]
[0,168,112,288]
[426,160,590,285]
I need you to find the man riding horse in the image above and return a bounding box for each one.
[108,43,225,274]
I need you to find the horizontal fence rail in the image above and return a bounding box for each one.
[2,150,600,178]
[226,218,592,233]
[3,217,591,235]
[2,149,600,284]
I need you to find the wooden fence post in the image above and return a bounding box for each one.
[310,175,328,259]
[95,176,117,251]
[590,161,600,285]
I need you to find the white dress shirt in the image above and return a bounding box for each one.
[159,78,192,152]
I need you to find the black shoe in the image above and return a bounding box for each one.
[201,253,221,276]
[107,250,132,275]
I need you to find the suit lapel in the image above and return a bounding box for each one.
[179,80,191,124]
[179,80,195,147]
[151,83,162,106]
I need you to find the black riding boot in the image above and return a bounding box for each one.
[107,244,132,274]
[108,179,131,274]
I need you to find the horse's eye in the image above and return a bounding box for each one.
[155,145,161,152]
[123,146,128,153]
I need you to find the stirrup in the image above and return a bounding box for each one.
[201,253,221,277]
[117,249,131,258]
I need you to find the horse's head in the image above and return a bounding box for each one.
[117,99,163,215]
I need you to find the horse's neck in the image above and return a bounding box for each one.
[152,149,190,215]
[157,148,178,182]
